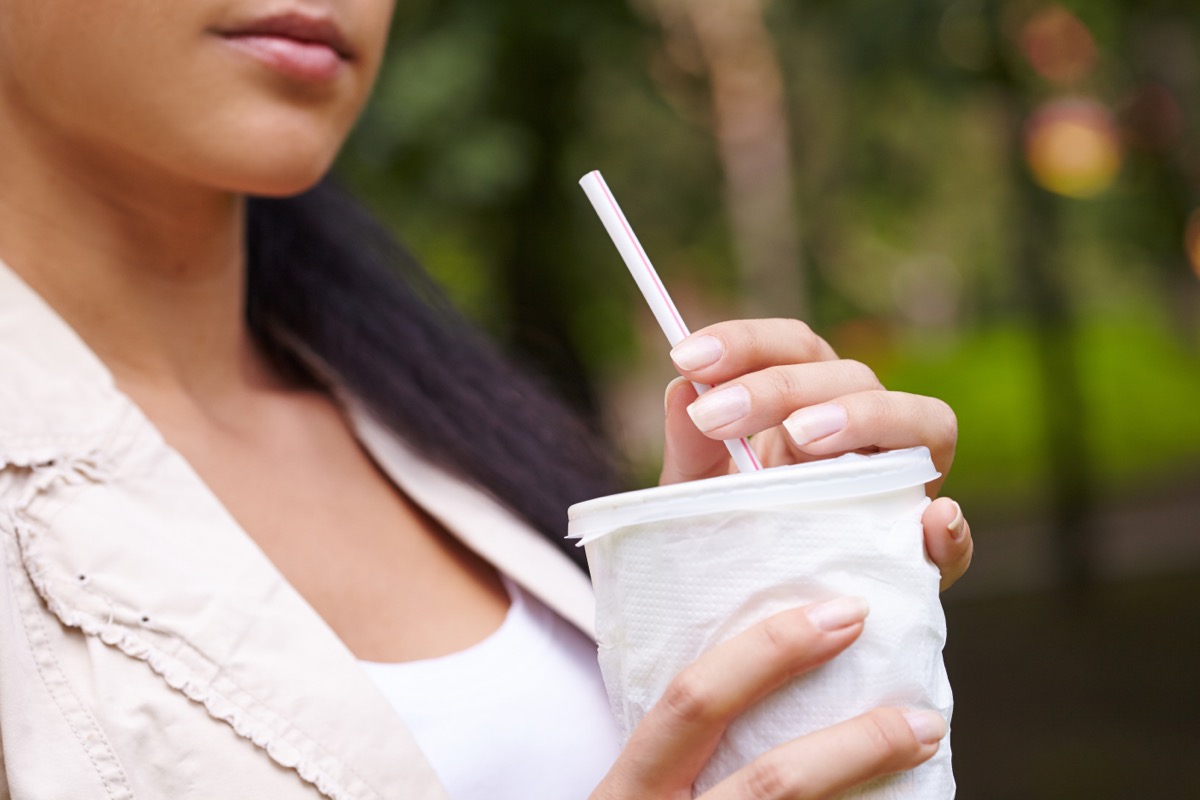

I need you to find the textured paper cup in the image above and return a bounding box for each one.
[568,447,954,798]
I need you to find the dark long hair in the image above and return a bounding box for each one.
[244,180,621,571]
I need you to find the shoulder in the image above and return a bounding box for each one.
[0,259,131,468]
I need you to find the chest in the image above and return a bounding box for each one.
[141,390,510,663]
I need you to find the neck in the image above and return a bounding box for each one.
[0,108,280,409]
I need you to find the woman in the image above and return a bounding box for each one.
[0,1,973,798]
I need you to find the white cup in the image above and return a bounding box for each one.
[568,447,954,798]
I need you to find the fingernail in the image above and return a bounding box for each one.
[783,403,847,446]
[903,710,948,744]
[663,376,689,414]
[687,384,751,432]
[670,335,724,371]
[805,596,869,631]
[947,501,965,541]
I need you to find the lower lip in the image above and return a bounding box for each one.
[221,35,345,82]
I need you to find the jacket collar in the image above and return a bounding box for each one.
[346,403,596,636]
[0,258,595,799]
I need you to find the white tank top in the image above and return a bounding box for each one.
[358,579,622,799]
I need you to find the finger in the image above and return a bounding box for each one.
[684,360,884,441]
[669,319,839,384]
[660,377,733,484]
[615,598,869,795]
[702,707,947,800]
[782,391,957,493]
[922,498,974,591]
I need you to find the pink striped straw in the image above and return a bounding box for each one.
[580,170,762,474]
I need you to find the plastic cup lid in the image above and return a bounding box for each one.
[567,446,939,545]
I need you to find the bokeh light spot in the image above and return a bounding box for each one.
[1019,4,1098,85]
[1186,209,1200,281]
[1025,98,1121,198]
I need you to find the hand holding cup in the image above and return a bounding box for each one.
[589,599,947,800]
[660,319,972,591]
[580,172,964,798]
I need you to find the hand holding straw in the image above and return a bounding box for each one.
[579,170,763,474]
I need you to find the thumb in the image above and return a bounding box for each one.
[660,377,731,485]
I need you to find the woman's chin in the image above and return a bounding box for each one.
[210,158,336,199]
[238,172,328,199]
[184,125,346,198]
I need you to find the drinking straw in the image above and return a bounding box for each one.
[580,170,763,474]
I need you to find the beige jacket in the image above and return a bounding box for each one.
[0,260,598,800]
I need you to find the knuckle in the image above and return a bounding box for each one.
[786,318,815,343]
[936,398,959,445]
[862,709,919,763]
[813,332,840,361]
[661,668,719,726]
[842,359,883,390]
[746,321,784,362]
[789,319,838,362]
[767,367,805,404]
[759,612,805,664]
[858,390,896,429]
[741,756,796,800]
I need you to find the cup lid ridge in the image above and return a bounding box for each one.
[566,447,939,544]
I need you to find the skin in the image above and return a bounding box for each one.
[661,319,973,593]
[0,1,974,796]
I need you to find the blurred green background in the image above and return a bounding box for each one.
[336,0,1200,796]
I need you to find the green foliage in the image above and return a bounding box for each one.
[336,0,1200,505]
[884,311,1200,512]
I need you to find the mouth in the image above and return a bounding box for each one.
[214,12,355,82]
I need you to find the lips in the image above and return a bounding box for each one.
[215,12,354,82]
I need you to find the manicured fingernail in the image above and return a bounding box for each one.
[903,710,948,744]
[670,335,724,371]
[783,403,847,446]
[947,502,965,541]
[687,384,751,432]
[663,376,689,414]
[805,596,869,631]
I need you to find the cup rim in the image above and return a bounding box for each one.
[567,447,939,544]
